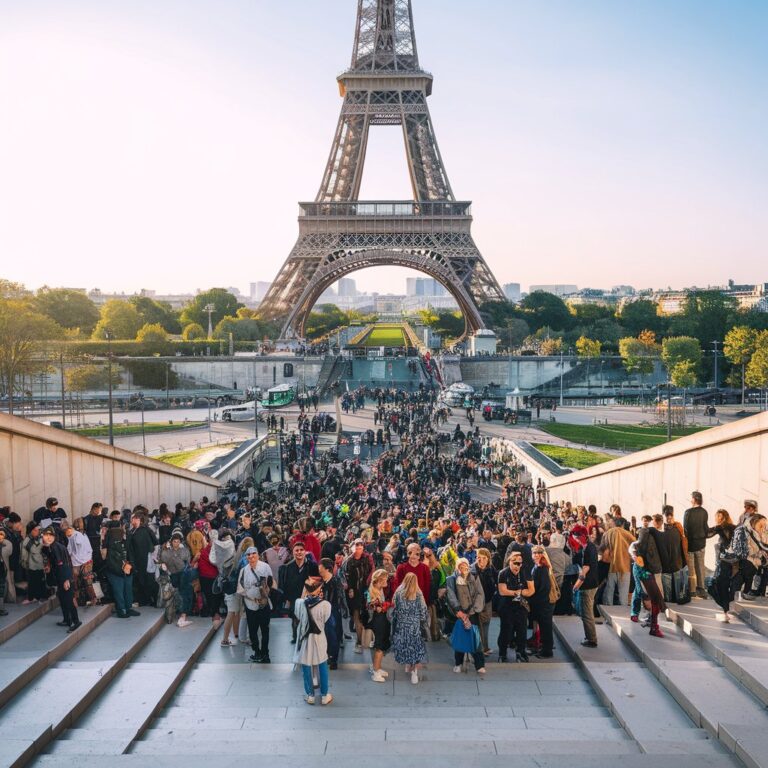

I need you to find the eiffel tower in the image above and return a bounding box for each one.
[259,0,505,339]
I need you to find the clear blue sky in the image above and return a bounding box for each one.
[1,0,766,296]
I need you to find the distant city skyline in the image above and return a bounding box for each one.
[1,1,767,296]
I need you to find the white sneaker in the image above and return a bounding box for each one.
[371,670,386,683]
[453,665,462,674]
[410,670,419,685]
[177,617,192,628]
[321,694,333,705]
[477,667,486,675]
[716,612,729,623]
[354,643,363,654]
[305,695,315,705]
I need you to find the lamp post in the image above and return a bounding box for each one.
[204,303,216,340]
[712,340,720,392]
[253,355,259,440]
[208,381,212,441]
[105,331,114,447]
[667,378,673,442]
[139,392,146,455]
[559,349,564,407]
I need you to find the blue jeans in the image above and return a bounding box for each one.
[107,572,134,615]
[631,564,643,617]
[302,661,329,696]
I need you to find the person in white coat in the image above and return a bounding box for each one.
[294,577,332,705]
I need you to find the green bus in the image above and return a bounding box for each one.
[260,383,296,409]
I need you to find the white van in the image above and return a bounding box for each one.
[218,401,260,422]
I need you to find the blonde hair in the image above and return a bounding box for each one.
[398,572,422,601]
[369,569,389,603]
[239,537,255,555]
[186,529,205,558]
[476,547,491,564]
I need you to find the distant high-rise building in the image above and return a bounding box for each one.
[250,282,272,302]
[406,277,446,296]
[529,284,578,298]
[503,283,521,302]
[337,278,358,297]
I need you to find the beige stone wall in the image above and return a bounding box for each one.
[0,413,220,522]
[546,412,768,569]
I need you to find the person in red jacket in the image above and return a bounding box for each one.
[197,536,221,628]
[394,543,432,606]
[289,518,321,564]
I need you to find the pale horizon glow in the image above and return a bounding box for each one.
[1,0,766,298]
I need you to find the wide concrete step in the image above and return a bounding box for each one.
[29,755,742,768]
[2,610,164,768]
[732,596,768,637]
[41,620,216,757]
[0,604,110,709]
[666,600,768,708]
[0,599,58,646]
[554,615,726,756]
[601,605,768,768]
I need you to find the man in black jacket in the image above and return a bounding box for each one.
[683,491,709,599]
[281,542,318,643]
[127,513,158,607]
[42,527,81,632]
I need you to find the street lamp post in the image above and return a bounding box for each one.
[712,340,720,392]
[204,303,216,340]
[559,349,564,407]
[105,331,114,447]
[667,378,673,442]
[208,382,212,441]
[253,355,259,440]
[139,392,146,456]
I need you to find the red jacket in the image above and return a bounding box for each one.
[198,545,218,579]
[394,561,432,605]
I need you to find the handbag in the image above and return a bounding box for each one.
[450,620,479,654]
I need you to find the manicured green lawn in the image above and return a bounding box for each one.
[538,422,708,452]
[74,421,206,438]
[157,443,237,469]
[532,443,615,470]
[362,325,407,347]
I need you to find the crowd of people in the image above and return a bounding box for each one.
[1,385,766,708]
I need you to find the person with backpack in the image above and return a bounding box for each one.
[728,514,768,603]
[238,547,273,663]
[294,577,333,705]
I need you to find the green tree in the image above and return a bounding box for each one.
[182,323,206,341]
[0,298,64,413]
[617,299,665,336]
[432,310,465,340]
[575,336,601,359]
[417,308,440,327]
[34,287,100,335]
[619,330,660,376]
[519,291,573,332]
[502,318,530,350]
[673,291,738,353]
[65,364,120,392]
[129,296,181,334]
[92,299,143,340]
[214,316,264,341]
[136,323,170,353]
[724,326,758,404]
[179,289,243,331]
[662,336,702,372]
[305,304,348,339]
[745,332,768,389]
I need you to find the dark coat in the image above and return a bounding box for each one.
[637,527,663,574]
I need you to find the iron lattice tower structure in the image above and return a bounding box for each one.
[259,0,505,338]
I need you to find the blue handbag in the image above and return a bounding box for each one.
[450,620,480,654]
[572,588,583,615]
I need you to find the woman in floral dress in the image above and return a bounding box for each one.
[391,572,428,684]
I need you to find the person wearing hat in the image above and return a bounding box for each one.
[739,499,759,527]
[21,521,47,603]
[238,547,274,663]
[41,527,81,632]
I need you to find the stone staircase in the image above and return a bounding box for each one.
[0,599,215,768]
[554,596,768,768]
[7,594,766,767]
[27,616,751,768]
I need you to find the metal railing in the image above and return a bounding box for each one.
[299,200,471,218]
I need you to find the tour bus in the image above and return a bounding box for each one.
[260,383,296,409]
[218,400,261,422]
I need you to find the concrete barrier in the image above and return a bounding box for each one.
[545,411,768,569]
[0,413,219,522]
